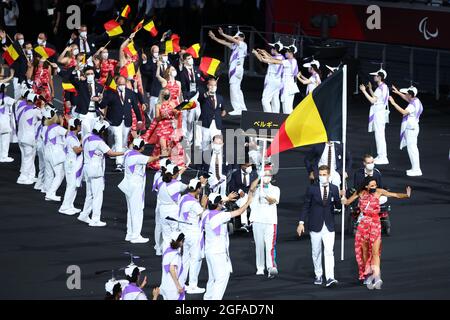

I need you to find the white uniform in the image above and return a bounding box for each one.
[121,283,147,300]
[152,171,164,254]
[202,209,233,300]
[249,183,280,273]
[182,67,202,146]
[34,115,46,190]
[0,94,15,160]
[79,133,111,223]
[158,179,187,246]
[178,194,204,289]
[16,101,39,182]
[400,97,423,174]
[280,58,299,114]
[160,246,185,300]
[368,83,389,162]
[43,124,67,198]
[229,41,247,113]
[59,131,83,211]
[118,149,150,240]
[262,54,283,113]
[306,73,321,95]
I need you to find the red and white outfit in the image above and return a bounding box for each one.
[99,59,118,85]
[33,65,52,103]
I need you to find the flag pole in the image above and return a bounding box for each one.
[341,64,348,261]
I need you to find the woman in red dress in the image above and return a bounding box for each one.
[342,177,411,289]
[57,44,79,115]
[97,48,118,85]
[28,56,54,104]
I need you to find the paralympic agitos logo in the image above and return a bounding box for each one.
[418,17,439,40]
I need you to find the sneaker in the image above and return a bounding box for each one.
[186,286,206,294]
[115,164,123,172]
[228,110,242,116]
[256,269,264,276]
[130,236,149,244]
[156,250,162,256]
[406,169,422,177]
[89,220,107,227]
[77,214,92,224]
[314,276,323,285]
[125,235,132,242]
[374,157,389,165]
[373,279,383,290]
[326,278,338,287]
[45,194,61,202]
[59,208,77,216]
[366,276,375,290]
[34,183,43,190]
[268,267,278,279]
[240,224,250,233]
[0,157,14,162]
[17,178,34,185]
[70,207,81,214]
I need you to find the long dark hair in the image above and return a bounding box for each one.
[311,64,322,79]
[162,166,179,183]
[170,233,184,256]
[357,176,377,194]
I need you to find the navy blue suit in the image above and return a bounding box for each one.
[228,168,258,195]
[100,88,142,127]
[353,168,384,190]
[304,142,352,177]
[300,183,341,233]
[198,93,225,130]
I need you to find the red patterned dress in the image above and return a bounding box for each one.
[99,59,118,85]
[355,192,382,280]
[165,80,182,139]
[33,64,52,103]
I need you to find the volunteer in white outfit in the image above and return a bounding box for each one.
[178,178,208,294]
[201,191,254,300]
[119,138,160,243]
[389,85,423,176]
[208,135,227,197]
[252,42,284,113]
[42,107,67,202]
[77,120,124,227]
[59,118,83,215]
[16,92,41,184]
[34,101,46,192]
[249,166,280,278]
[160,231,186,300]
[158,163,188,246]
[360,69,390,165]
[297,59,322,95]
[208,28,247,116]
[0,84,16,162]
[152,157,172,255]
[121,265,148,300]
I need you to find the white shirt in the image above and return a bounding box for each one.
[17,104,40,145]
[319,183,330,200]
[178,194,204,232]
[202,209,232,254]
[158,180,187,206]
[318,143,337,171]
[82,133,110,177]
[65,132,81,162]
[208,150,225,184]
[306,73,321,95]
[0,95,15,134]
[229,41,247,67]
[249,183,280,224]
[266,54,283,78]
[160,247,183,293]
[123,149,149,179]
[373,82,389,112]
[405,98,423,129]
[44,124,67,152]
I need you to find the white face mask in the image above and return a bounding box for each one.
[319,176,328,186]
[162,56,168,63]
[79,31,87,38]
[365,163,375,171]
[186,58,193,66]
[212,143,222,153]
[152,52,159,59]
[101,53,108,60]
[118,85,126,92]
[245,166,252,174]
[209,86,217,94]
[171,70,177,78]
[72,48,79,56]
[26,49,32,55]
[263,176,272,184]
[86,74,95,83]
[37,39,44,45]
[18,39,24,46]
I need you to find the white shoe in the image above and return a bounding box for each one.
[45,194,61,202]
[125,235,132,242]
[186,286,206,294]
[228,110,242,116]
[34,183,43,190]
[70,207,81,214]
[17,178,34,185]
[406,169,422,177]
[0,157,14,162]
[374,279,383,290]
[374,157,389,165]
[156,250,162,256]
[77,214,92,224]
[130,236,149,244]
[89,220,107,227]
[59,208,77,216]
[256,269,264,276]
[268,267,278,278]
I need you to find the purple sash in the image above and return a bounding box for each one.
[120,283,144,300]
[44,123,59,145]
[178,193,197,221]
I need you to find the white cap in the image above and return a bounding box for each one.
[132,137,144,149]
[165,163,177,175]
[170,231,184,242]
[26,92,37,102]
[369,68,387,79]
[68,118,81,128]
[105,279,129,294]
[268,40,283,51]
[400,86,418,97]
[160,157,171,169]
[208,192,222,204]
[234,31,244,38]
[93,120,109,133]
[326,65,338,72]
[188,178,200,189]
[303,59,320,68]
[42,107,56,119]
[286,45,297,54]
[124,264,146,277]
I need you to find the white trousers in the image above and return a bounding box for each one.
[161,289,184,300]
[281,94,295,114]
[60,162,80,211]
[181,230,203,288]
[236,194,249,225]
[182,106,201,146]
[149,96,158,121]
[13,77,21,100]
[154,203,163,253]
[229,67,247,112]
[406,127,421,171]
[373,116,388,159]
[125,184,145,239]
[35,146,45,189]
[45,160,65,197]
[18,143,36,180]
[204,252,230,300]
[262,79,281,113]
[310,223,335,280]
[80,175,105,222]
[160,204,180,247]
[110,121,131,166]
[79,112,98,140]
[0,132,10,158]
[252,222,277,272]
[201,120,221,151]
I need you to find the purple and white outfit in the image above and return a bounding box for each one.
[178,193,204,289]
[201,209,233,300]
[280,58,299,114]
[368,82,390,163]
[152,171,165,255]
[400,97,423,174]
[0,93,15,161]
[34,111,46,191]
[59,131,83,212]
[158,179,187,246]
[229,41,248,114]
[306,72,321,95]
[261,54,283,113]
[78,133,111,224]
[118,149,150,241]
[160,246,185,300]
[43,123,67,199]
[121,283,147,300]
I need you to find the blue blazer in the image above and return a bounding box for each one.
[198,93,225,129]
[300,183,341,233]
[228,168,258,194]
[100,88,142,127]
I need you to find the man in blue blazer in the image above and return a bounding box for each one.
[100,76,142,171]
[297,165,341,287]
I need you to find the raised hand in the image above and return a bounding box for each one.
[218,27,224,35]
[406,186,412,198]
[359,84,366,92]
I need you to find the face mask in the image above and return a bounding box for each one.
[118,85,126,92]
[72,48,79,56]
[263,176,272,184]
[319,176,328,185]
[171,70,177,78]
[18,39,24,46]
[79,31,87,38]
[245,167,252,174]
[365,163,375,171]
[201,183,206,187]
[162,56,168,63]
[163,93,170,100]
[186,58,193,66]
[209,86,217,94]
[37,39,44,45]
[101,53,108,60]
[26,49,32,55]
[369,188,377,194]
[86,74,94,83]
[212,143,222,153]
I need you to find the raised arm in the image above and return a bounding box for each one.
[119,32,136,67]
[359,84,377,104]
[208,30,233,49]
[217,27,240,45]
[388,96,409,116]
[257,49,282,65]
[230,191,254,218]
[392,85,409,103]
[341,191,360,206]
[57,47,71,65]
[155,61,167,87]
[378,186,411,199]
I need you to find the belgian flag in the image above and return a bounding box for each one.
[143,20,158,37]
[104,74,117,91]
[267,67,344,156]
[186,43,200,58]
[120,5,131,19]
[175,100,197,111]
[199,57,220,76]
[104,20,123,37]
[164,34,180,53]
[2,43,20,66]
